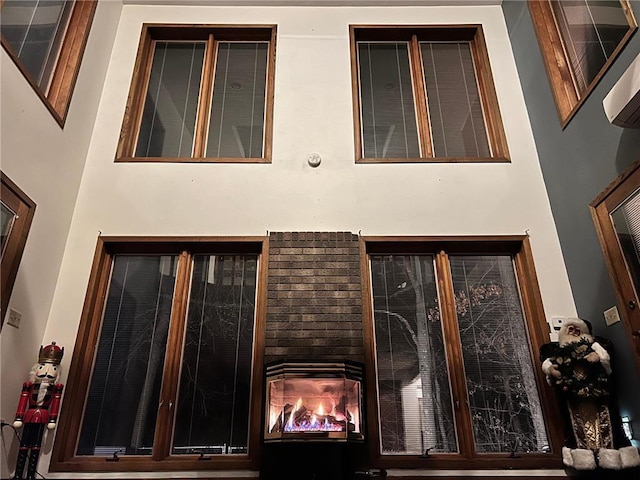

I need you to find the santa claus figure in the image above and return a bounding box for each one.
[12,342,64,480]
[540,318,640,471]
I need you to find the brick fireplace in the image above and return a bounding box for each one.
[261,232,367,480]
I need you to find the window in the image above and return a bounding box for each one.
[51,238,267,472]
[1,172,36,327]
[362,237,563,468]
[350,26,509,163]
[0,0,97,126]
[116,25,276,163]
[591,160,640,378]
[529,0,637,126]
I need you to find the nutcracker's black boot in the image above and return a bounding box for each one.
[12,448,28,479]
[26,449,40,480]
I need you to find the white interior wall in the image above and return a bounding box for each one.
[0,2,123,478]
[2,3,576,478]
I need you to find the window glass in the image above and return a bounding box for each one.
[1,0,73,89]
[136,42,206,158]
[610,188,640,296]
[449,255,549,453]
[206,42,268,159]
[421,42,490,158]
[370,251,550,456]
[357,42,421,159]
[76,252,259,458]
[370,255,457,454]
[551,0,631,93]
[172,254,258,455]
[77,255,179,456]
[1,202,17,257]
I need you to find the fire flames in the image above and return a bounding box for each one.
[268,388,358,434]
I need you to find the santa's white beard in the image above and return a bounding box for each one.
[559,332,594,347]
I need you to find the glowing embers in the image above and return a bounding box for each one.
[265,362,364,442]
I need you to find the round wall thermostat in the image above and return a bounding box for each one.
[307,153,321,167]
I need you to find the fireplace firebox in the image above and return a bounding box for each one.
[264,362,364,442]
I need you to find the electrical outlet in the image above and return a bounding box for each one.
[604,306,621,326]
[7,308,22,328]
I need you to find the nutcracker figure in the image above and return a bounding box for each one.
[12,341,64,480]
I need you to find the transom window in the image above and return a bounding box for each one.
[116,25,276,163]
[350,27,509,163]
[529,0,637,126]
[52,238,266,472]
[363,238,562,467]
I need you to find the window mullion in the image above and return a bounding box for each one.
[409,35,432,158]
[153,250,193,460]
[435,250,475,457]
[193,34,216,158]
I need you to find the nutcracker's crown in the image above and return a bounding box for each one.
[38,341,64,365]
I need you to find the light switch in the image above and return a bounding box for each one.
[7,308,22,328]
[604,306,621,326]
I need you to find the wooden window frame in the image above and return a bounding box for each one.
[590,159,640,377]
[0,0,97,127]
[50,236,269,474]
[116,24,277,164]
[350,25,509,164]
[528,0,637,128]
[1,172,36,326]
[359,235,564,469]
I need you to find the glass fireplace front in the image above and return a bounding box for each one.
[265,362,364,442]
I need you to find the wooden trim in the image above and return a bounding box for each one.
[350,26,365,162]
[193,35,217,158]
[528,0,637,128]
[153,251,192,461]
[513,237,565,455]
[356,156,510,164]
[471,27,509,160]
[0,172,36,325]
[115,24,276,163]
[116,25,155,159]
[50,236,268,473]
[247,237,269,468]
[435,251,474,457]
[0,0,97,127]
[410,35,433,158]
[349,25,508,163]
[115,156,271,164]
[262,27,278,163]
[360,236,564,469]
[359,236,382,466]
[589,160,640,377]
[51,236,111,464]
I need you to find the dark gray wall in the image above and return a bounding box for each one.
[502,0,640,443]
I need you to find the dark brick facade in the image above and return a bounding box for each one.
[264,232,364,363]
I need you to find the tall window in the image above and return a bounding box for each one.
[529,0,637,125]
[363,238,562,467]
[350,26,509,163]
[0,0,97,125]
[52,238,266,472]
[116,25,276,163]
[1,173,36,326]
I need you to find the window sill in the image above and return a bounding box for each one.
[374,453,563,470]
[115,156,271,164]
[49,455,257,473]
[355,156,510,164]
